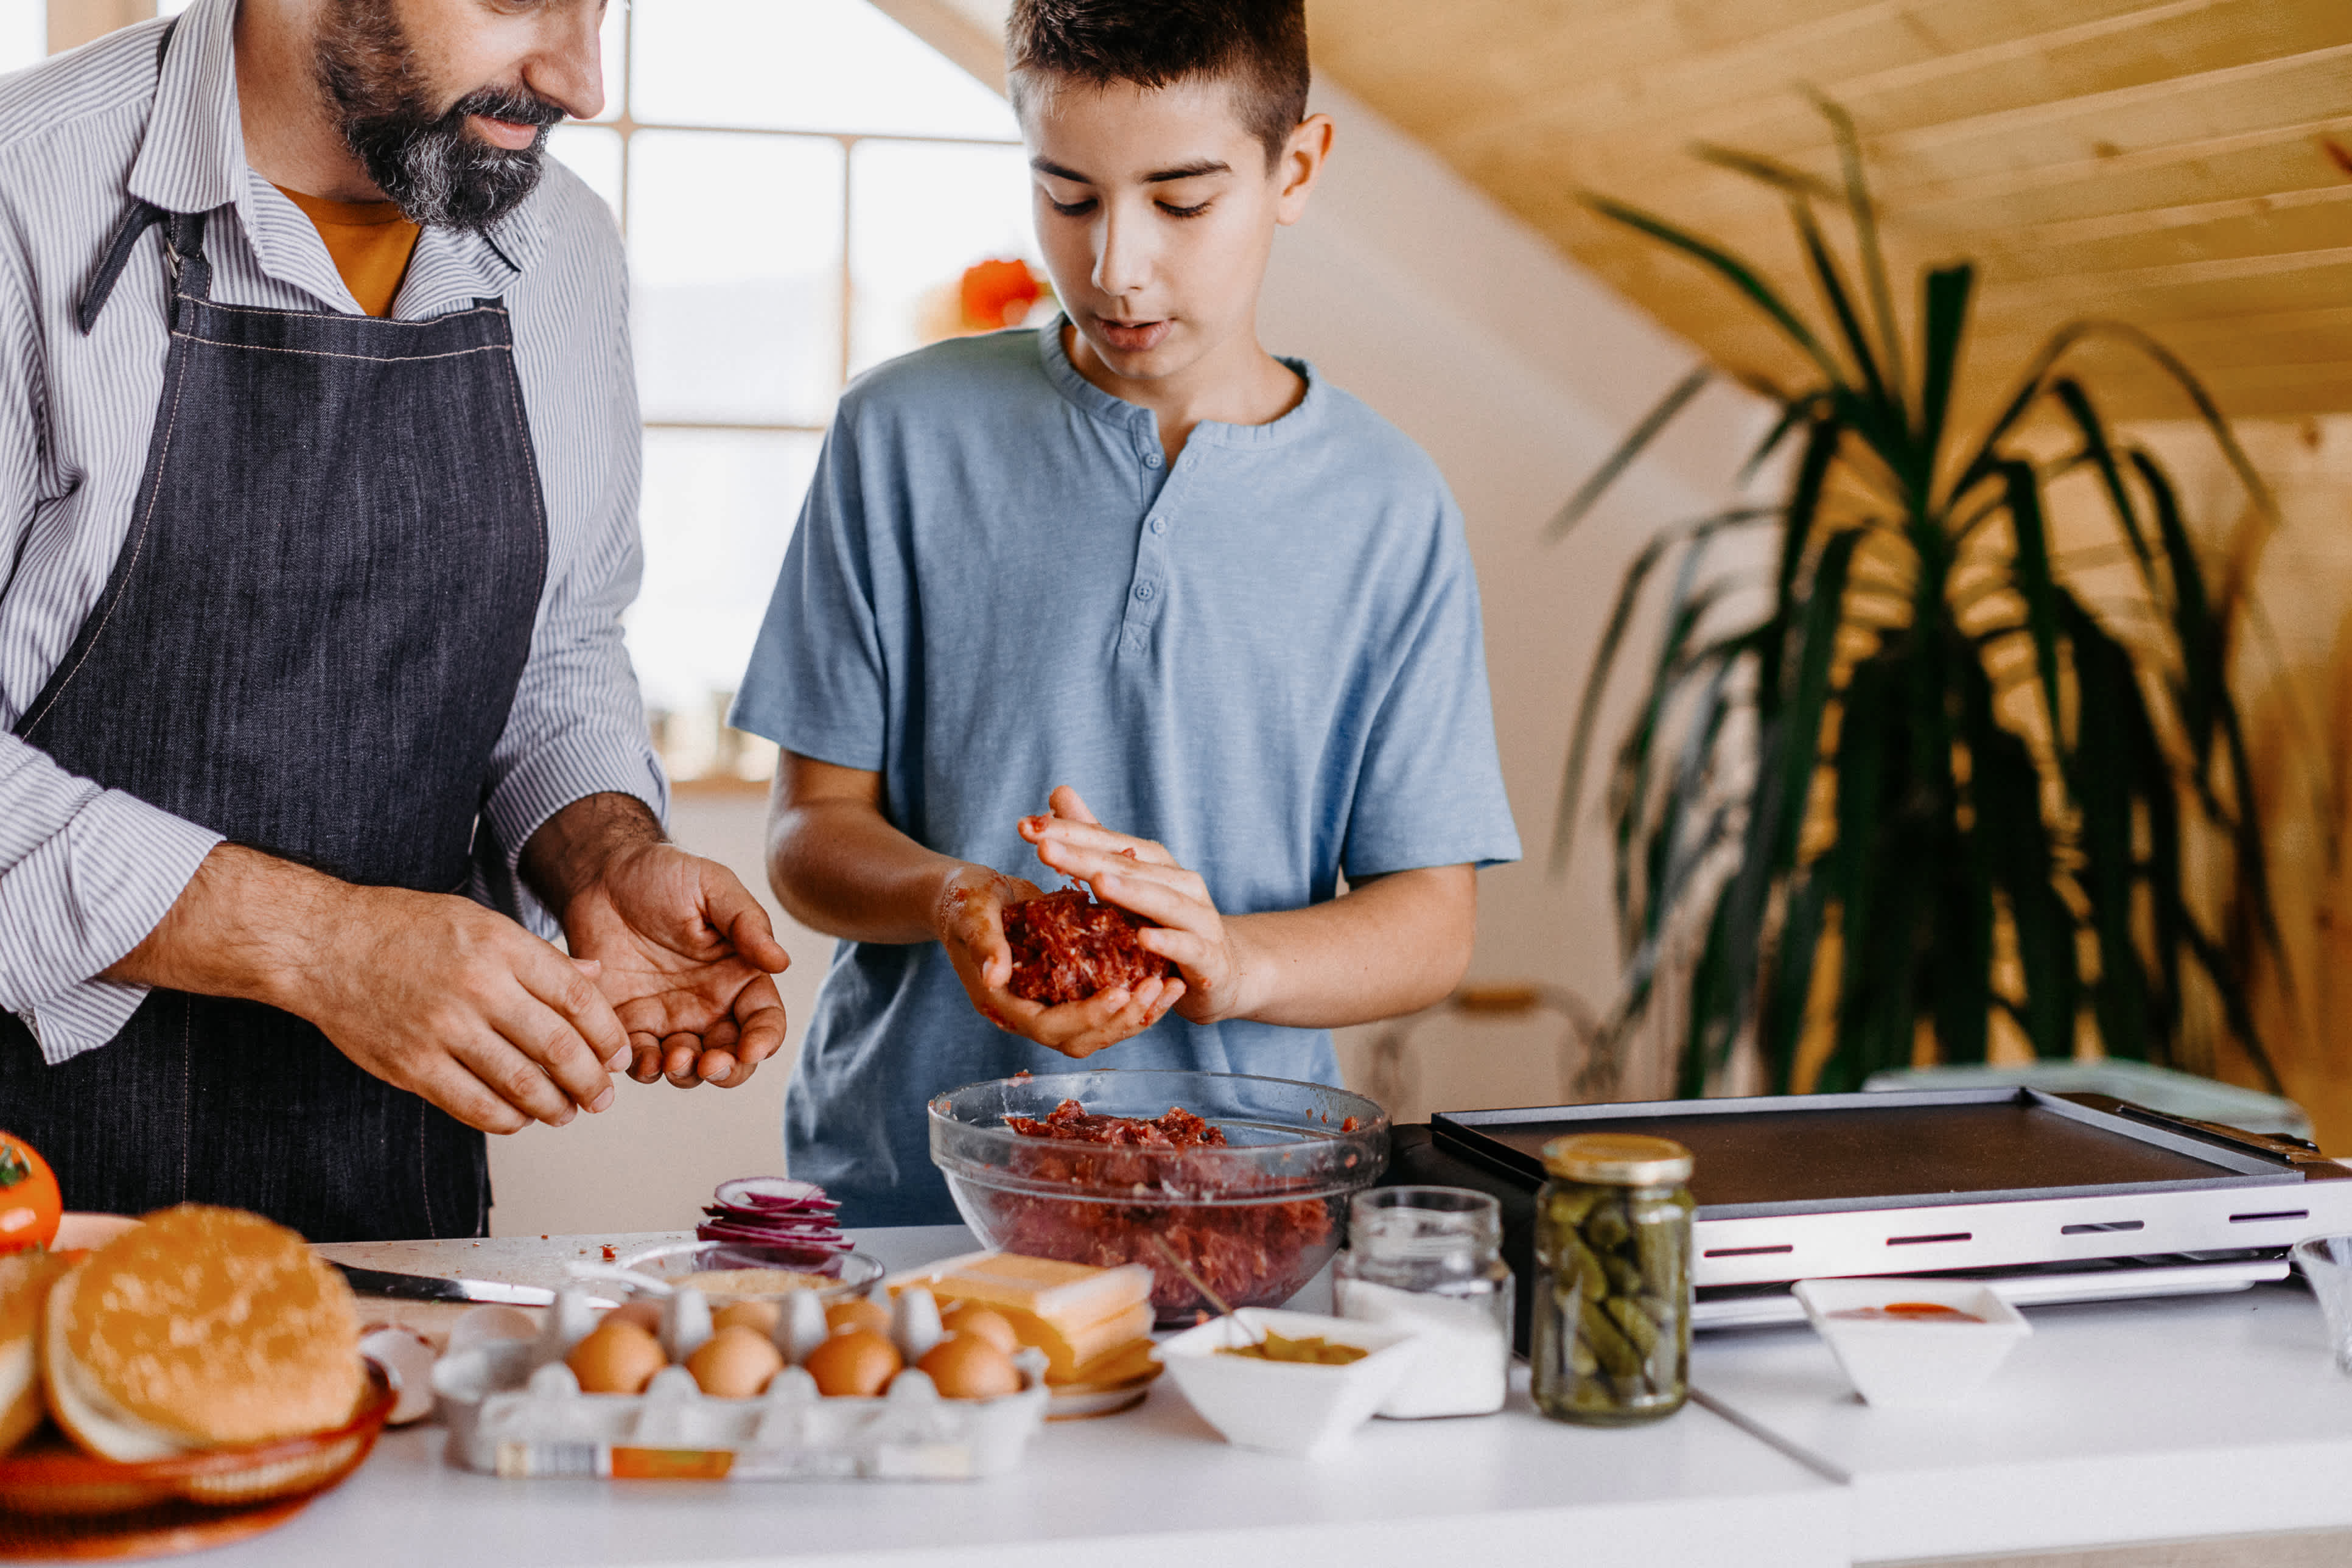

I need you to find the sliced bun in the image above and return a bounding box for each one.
[48,1205,362,1457]
[0,1250,66,1454]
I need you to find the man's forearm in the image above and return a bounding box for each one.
[519,792,666,917]
[766,795,967,946]
[102,843,342,1010]
[1224,866,1476,1030]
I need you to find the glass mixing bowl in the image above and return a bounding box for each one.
[929,1069,1388,1325]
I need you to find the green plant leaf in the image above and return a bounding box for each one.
[1549,363,1716,539]
[1805,89,1908,426]
[1791,196,1892,416]
[1554,509,1775,871]
[1916,265,1973,491]
[2050,380,2155,578]
[1690,142,1841,201]
[1998,460,2066,747]
[1583,194,1841,381]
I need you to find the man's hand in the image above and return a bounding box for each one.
[106,844,628,1135]
[1019,786,1248,1024]
[931,862,1181,1060]
[525,794,791,1090]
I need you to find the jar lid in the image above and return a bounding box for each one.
[1541,1133,1693,1186]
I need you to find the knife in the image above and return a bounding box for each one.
[332,1262,558,1306]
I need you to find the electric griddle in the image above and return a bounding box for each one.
[1407,1087,2352,1332]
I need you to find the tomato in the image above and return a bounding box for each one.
[0,1132,60,1255]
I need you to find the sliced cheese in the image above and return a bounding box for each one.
[886,1251,1152,1326]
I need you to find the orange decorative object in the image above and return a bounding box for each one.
[958,258,1043,332]
[0,1135,59,1257]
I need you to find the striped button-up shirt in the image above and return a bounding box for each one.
[0,0,665,1064]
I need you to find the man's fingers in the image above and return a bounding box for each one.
[494,983,617,1113]
[628,1035,665,1083]
[448,1025,578,1127]
[705,868,793,973]
[730,976,788,1069]
[662,1032,702,1087]
[514,943,629,1087]
[409,1054,532,1135]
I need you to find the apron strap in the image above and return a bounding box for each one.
[77,200,166,335]
[76,19,192,336]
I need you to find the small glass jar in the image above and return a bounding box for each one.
[1530,1133,1695,1426]
[1333,1186,1513,1418]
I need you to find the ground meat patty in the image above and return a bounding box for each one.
[1001,889,1175,1006]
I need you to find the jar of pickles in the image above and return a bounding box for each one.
[1531,1133,1694,1426]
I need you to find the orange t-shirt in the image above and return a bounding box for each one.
[274,186,422,318]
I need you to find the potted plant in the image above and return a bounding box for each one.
[1557,99,2284,1098]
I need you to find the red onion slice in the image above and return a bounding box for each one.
[714,1177,836,1211]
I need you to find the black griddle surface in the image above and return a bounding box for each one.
[1461,1099,2260,1209]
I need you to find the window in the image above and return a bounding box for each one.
[549,0,1041,785]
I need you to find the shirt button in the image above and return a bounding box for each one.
[1143,452,1163,469]
[1149,517,1167,535]
[1134,582,1157,602]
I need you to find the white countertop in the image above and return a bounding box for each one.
[1692,1281,2352,1563]
[71,1228,2352,1567]
[274,1225,1843,1568]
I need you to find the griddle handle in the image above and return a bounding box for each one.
[2106,1101,2333,1167]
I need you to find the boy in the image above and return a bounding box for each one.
[732,0,1520,1225]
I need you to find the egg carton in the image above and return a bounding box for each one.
[432,1284,1051,1481]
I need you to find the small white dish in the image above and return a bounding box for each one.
[1153,1307,1421,1458]
[1793,1277,2030,1409]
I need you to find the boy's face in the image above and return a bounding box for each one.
[1022,75,1326,386]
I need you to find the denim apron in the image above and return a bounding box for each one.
[0,163,549,1239]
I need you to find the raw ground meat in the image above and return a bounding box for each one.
[997,1098,1335,1322]
[1005,1099,1227,1148]
[1001,890,1175,1006]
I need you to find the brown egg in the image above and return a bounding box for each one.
[685,1325,785,1398]
[917,1331,1022,1400]
[939,1303,1019,1356]
[604,1300,665,1335]
[825,1297,890,1338]
[712,1299,783,1337]
[804,1328,901,1398]
[565,1320,667,1395]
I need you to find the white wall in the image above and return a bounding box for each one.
[486,80,1766,1235]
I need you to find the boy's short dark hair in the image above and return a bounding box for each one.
[1006,0,1309,167]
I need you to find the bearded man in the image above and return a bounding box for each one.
[0,0,788,1242]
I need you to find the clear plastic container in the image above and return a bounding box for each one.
[1531,1133,1693,1426]
[1334,1186,1512,1417]
[928,1069,1387,1325]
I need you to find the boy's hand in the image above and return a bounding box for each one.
[933,861,1181,1059]
[1020,786,1247,1025]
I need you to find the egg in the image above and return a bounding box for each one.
[605,1300,665,1335]
[939,1303,1019,1356]
[565,1320,667,1395]
[685,1324,785,1398]
[712,1299,783,1337]
[804,1328,901,1397]
[917,1331,1022,1400]
[825,1297,890,1338]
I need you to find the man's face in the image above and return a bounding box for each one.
[317,0,604,231]
[1023,76,1321,385]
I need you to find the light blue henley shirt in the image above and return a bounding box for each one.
[732,321,1521,1225]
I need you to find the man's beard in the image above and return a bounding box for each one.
[314,0,565,233]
